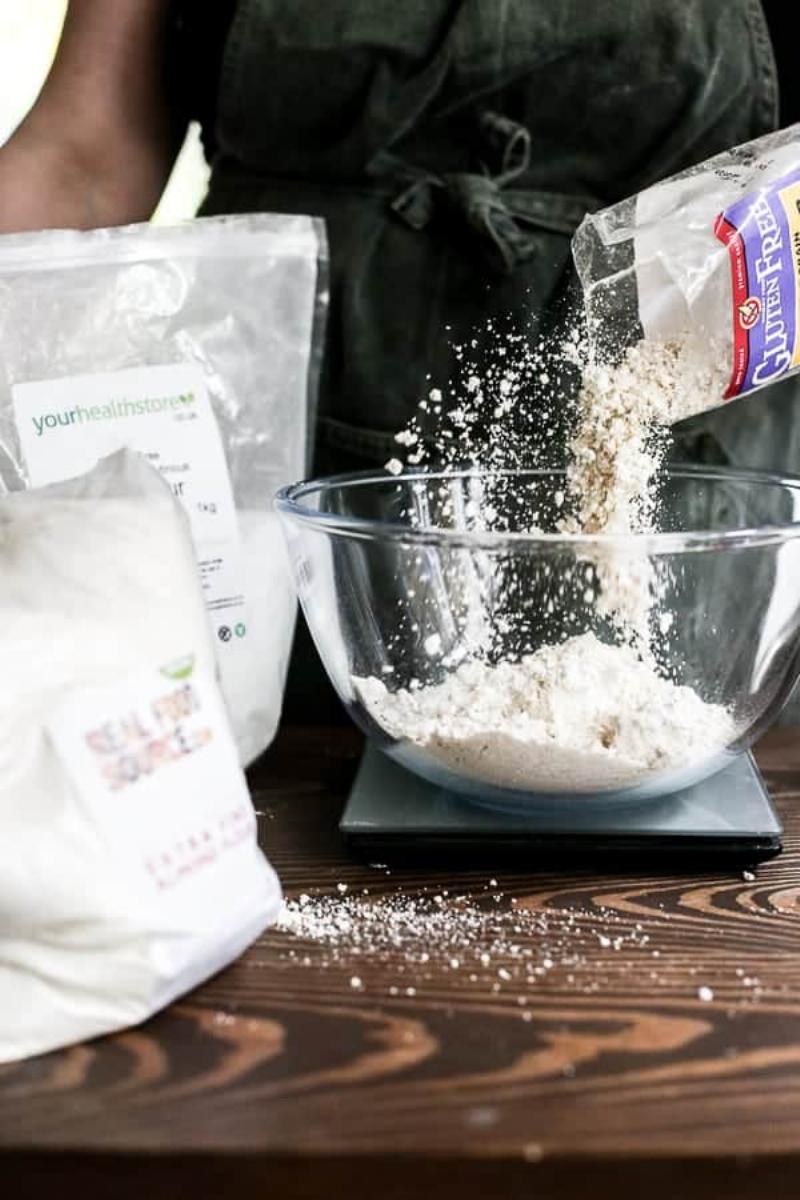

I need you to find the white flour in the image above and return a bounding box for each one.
[370,331,736,794]
[562,337,730,535]
[557,337,729,656]
[220,512,297,766]
[273,882,770,1014]
[356,632,735,792]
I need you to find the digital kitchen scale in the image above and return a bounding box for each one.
[340,744,782,866]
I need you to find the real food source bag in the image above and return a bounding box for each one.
[573,123,800,410]
[0,450,281,1063]
[0,214,327,766]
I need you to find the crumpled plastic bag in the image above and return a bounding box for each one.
[573,123,800,412]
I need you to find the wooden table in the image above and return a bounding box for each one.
[3,726,800,1199]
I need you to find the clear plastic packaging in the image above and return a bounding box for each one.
[0,214,328,764]
[573,124,800,412]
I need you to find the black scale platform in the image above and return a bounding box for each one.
[340,744,782,866]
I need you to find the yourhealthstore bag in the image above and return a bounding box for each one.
[0,451,281,1063]
[0,214,327,765]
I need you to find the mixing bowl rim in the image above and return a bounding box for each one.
[275,463,800,553]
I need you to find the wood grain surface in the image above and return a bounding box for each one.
[4,726,800,1200]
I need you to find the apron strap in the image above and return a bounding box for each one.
[372,111,596,274]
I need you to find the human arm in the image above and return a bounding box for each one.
[0,0,182,233]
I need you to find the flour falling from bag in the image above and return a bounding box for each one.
[359,125,800,789]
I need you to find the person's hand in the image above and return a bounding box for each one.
[0,0,179,235]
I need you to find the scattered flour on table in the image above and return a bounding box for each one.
[356,632,735,792]
[272,885,771,1011]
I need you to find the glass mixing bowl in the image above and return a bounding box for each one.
[275,466,800,807]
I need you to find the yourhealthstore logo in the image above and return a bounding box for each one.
[30,391,196,437]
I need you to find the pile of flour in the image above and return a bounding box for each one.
[356,633,735,793]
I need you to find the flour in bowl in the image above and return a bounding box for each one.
[355,632,735,793]
[373,324,738,792]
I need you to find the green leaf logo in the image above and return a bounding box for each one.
[160,655,196,681]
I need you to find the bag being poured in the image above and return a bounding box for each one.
[573,123,800,412]
[0,451,281,1064]
[0,214,327,766]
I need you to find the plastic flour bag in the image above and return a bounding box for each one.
[573,124,800,411]
[0,450,281,1063]
[0,214,327,766]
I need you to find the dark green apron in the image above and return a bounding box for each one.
[195,0,785,723]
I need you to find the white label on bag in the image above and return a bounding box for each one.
[11,365,245,633]
[47,657,256,918]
